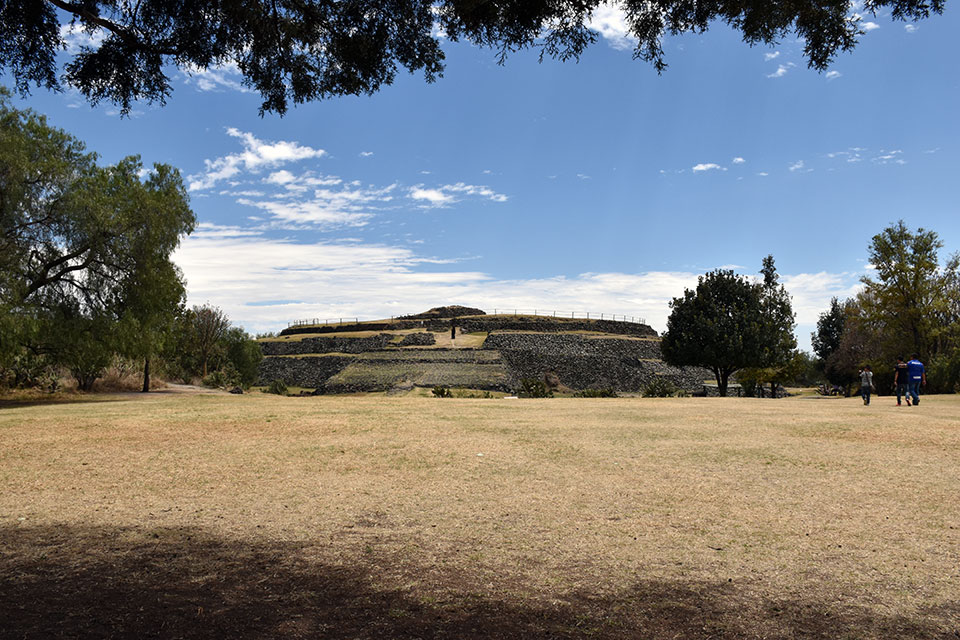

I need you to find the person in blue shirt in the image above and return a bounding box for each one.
[906,353,926,406]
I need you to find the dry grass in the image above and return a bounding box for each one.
[1,393,958,638]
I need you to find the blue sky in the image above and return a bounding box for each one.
[9,3,960,349]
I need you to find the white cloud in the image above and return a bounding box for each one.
[692,163,726,173]
[188,129,327,191]
[409,187,456,207]
[174,228,866,352]
[764,51,781,61]
[588,4,637,51]
[732,157,746,164]
[59,24,106,53]
[182,61,253,94]
[359,151,374,157]
[409,183,508,207]
[788,160,805,172]
[767,65,789,78]
[862,21,880,31]
[827,148,864,163]
[826,70,842,81]
[756,172,769,177]
[904,24,918,33]
[872,149,906,165]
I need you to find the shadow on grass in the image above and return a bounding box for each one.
[1,525,956,639]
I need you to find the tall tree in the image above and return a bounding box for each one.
[758,255,797,371]
[191,305,231,379]
[861,220,950,358]
[812,297,848,363]
[661,269,763,397]
[662,259,796,397]
[0,1,945,115]
[0,91,195,389]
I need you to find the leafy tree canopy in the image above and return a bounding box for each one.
[0,0,946,114]
[660,258,795,396]
[0,89,195,389]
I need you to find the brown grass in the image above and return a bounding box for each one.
[1,393,958,638]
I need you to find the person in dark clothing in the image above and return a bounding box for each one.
[859,365,875,405]
[894,356,910,406]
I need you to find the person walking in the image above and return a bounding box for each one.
[894,356,911,406]
[859,365,875,405]
[906,353,926,406]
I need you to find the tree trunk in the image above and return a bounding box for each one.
[142,357,151,393]
[715,370,728,397]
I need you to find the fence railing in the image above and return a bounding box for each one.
[287,317,360,328]
[487,309,646,324]
[287,309,646,329]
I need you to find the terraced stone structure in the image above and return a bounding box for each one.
[257,307,710,394]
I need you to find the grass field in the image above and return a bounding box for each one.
[1,392,958,638]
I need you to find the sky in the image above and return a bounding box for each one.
[8,3,960,350]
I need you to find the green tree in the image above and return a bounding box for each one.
[758,255,797,371]
[861,220,953,358]
[192,305,231,379]
[0,1,945,115]
[224,327,263,388]
[812,297,848,363]
[660,269,765,397]
[0,91,195,390]
[662,259,797,397]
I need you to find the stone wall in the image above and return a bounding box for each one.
[256,356,354,388]
[482,333,662,359]
[455,317,657,337]
[257,349,509,392]
[261,333,396,355]
[483,332,710,392]
[398,332,436,346]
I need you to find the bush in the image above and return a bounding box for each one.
[642,377,678,398]
[266,379,288,395]
[432,385,452,398]
[517,378,553,398]
[202,363,241,390]
[573,388,618,398]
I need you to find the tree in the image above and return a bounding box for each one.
[738,350,808,398]
[812,297,847,364]
[860,220,952,358]
[758,255,797,371]
[1,91,195,389]
[661,259,797,397]
[191,305,230,379]
[661,269,762,397]
[0,1,945,115]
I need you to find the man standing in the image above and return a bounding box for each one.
[859,365,875,405]
[906,353,926,406]
[894,356,911,406]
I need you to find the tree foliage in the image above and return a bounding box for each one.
[0,0,946,114]
[162,305,262,388]
[821,220,960,393]
[660,258,796,397]
[0,90,195,390]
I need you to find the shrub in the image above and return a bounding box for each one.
[517,378,553,398]
[432,385,452,398]
[573,388,618,398]
[642,377,678,398]
[266,379,288,395]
